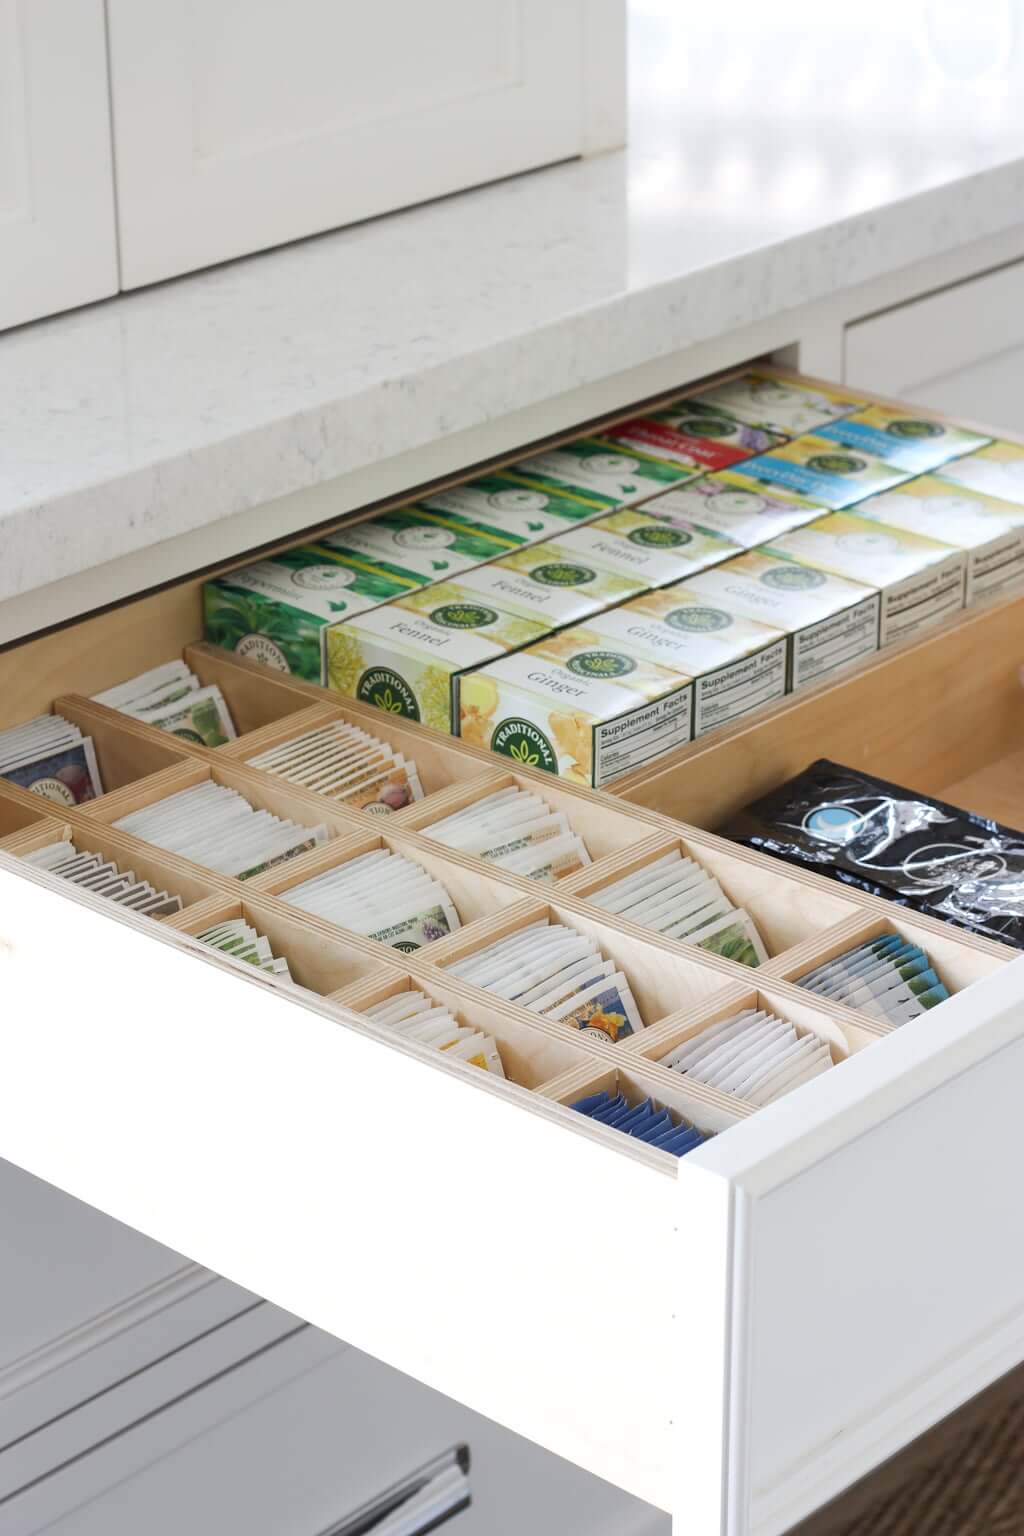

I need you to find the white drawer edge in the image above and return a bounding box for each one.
[680,959,1024,1536]
[0,858,679,1510]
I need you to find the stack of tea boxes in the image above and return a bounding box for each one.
[206,371,1024,787]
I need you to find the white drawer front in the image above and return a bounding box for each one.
[3,862,1024,1532]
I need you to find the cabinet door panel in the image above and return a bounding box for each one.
[107,0,588,287]
[0,0,118,329]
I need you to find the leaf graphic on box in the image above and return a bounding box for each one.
[374,688,404,714]
[510,741,539,766]
[431,561,450,571]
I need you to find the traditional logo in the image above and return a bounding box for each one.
[566,650,636,678]
[626,524,691,548]
[760,564,826,591]
[491,718,559,772]
[664,605,733,632]
[291,564,356,591]
[530,562,596,587]
[394,527,456,549]
[430,603,499,629]
[806,453,867,475]
[886,418,943,440]
[674,413,736,439]
[356,666,419,720]
[236,634,290,672]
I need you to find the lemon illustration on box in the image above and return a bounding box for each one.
[814,404,990,475]
[452,541,645,628]
[325,582,551,732]
[553,507,740,586]
[737,435,913,509]
[204,545,414,681]
[682,549,881,690]
[854,476,1024,607]
[937,439,1024,507]
[609,587,789,736]
[684,371,866,436]
[417,473,608,545]
[319,506,514,583]
[459,619,697,788]
[641,470,823,547]
[765,511,967,648]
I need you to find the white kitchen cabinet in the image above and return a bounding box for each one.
[0,0,118,330]
[845,260,1024,435]
[105,0,624,288]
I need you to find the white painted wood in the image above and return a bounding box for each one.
[11,1331,668,1536]
[0,0,118,329]
[844,258,1024,405]
[692,957,1024,1536]
[890,344,1024,437]
[106,0,610,287]
[0,858,679,1511]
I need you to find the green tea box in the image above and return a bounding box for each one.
[510,430,704,511]
[937,440,1024,507]
[855,476,1024,606]
[552,507,740,587]
[737,435,913,509]
[765,511,967,648]
[416,472,608,545]
[453,541,646,628]
[815,404,990,474]
[319,507,515,584]
[682,550,880,690]
[685,370,866,436]
[641,470,824,547]
[458,625,693,788]
[325,581,551,733]
[616,588,788,736]
[204,546,413,682]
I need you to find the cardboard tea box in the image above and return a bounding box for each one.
[510,429,705,511]
[736,436,913,509]
[204,546,414,682]
[682,549,880,689]
[552,507,739,588]
[683,370,865,436]
[598,400,784,475]
[458,624,695,788]
[417,472,609,545]
[319,506,515,584]
[855,476,1024,606]
[453,540,646,628]
[814,403,990,474]
[640,471,823,547]
[324,581,552,733]
[938,439,1024,507]
[765,511,967,648]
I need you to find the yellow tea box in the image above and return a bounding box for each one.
[453,541,645,628]
[552,508,739,587]
[815,404,990,474]
[416,473,607,545]
[641,471,823,547]
[856,476,1024,606]
[459,627,694,788]
[938,440,1024,507]
[765,512,966,648]
[325,582,550,733]
[619,588,788,735]
[737,435,913,509]
[685,370,865,436]
[320,507,515,584]
[683,550,880,690]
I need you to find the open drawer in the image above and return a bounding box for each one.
[3,383,1024,1536]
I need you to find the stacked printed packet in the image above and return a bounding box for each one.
[281,850,460,951]
[21,840,183,916]
[194,917,293,981]
[421,786,591,883]
[92,661,236,747]
[447,920,644,1041]
[796,935,948,1024]
[113,782,327,879]
[587,850,767,966]
[661,1009,833,1105]
[0,715,103,805]
[362,989,506,1077]
[247,718,424,814]
[570,1090,707,1157]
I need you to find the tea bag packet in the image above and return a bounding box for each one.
[281,849,460,951]
[113,781,327,879]
[421,786,591,882]
[247,718,424,814]
[683,370,865,437]
[363,989,506,1077]
[641,472,824,548]
[20,840,183,916]
[661,1008,834,1105]
[570,1090,708,1158]
[92,660,237,747]
[599,400,786,475]
[814,405,989,476]
[938,439,1024,507]
[0,714,103,805]
[586,850,768,967]
[445,920,645,1041]
[195,918,293,981]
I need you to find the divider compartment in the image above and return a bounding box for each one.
[0,793,50,841]
[551,1062,750,1151]
[0,818,223,912]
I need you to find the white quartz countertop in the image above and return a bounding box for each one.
[5,1,1024,608]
